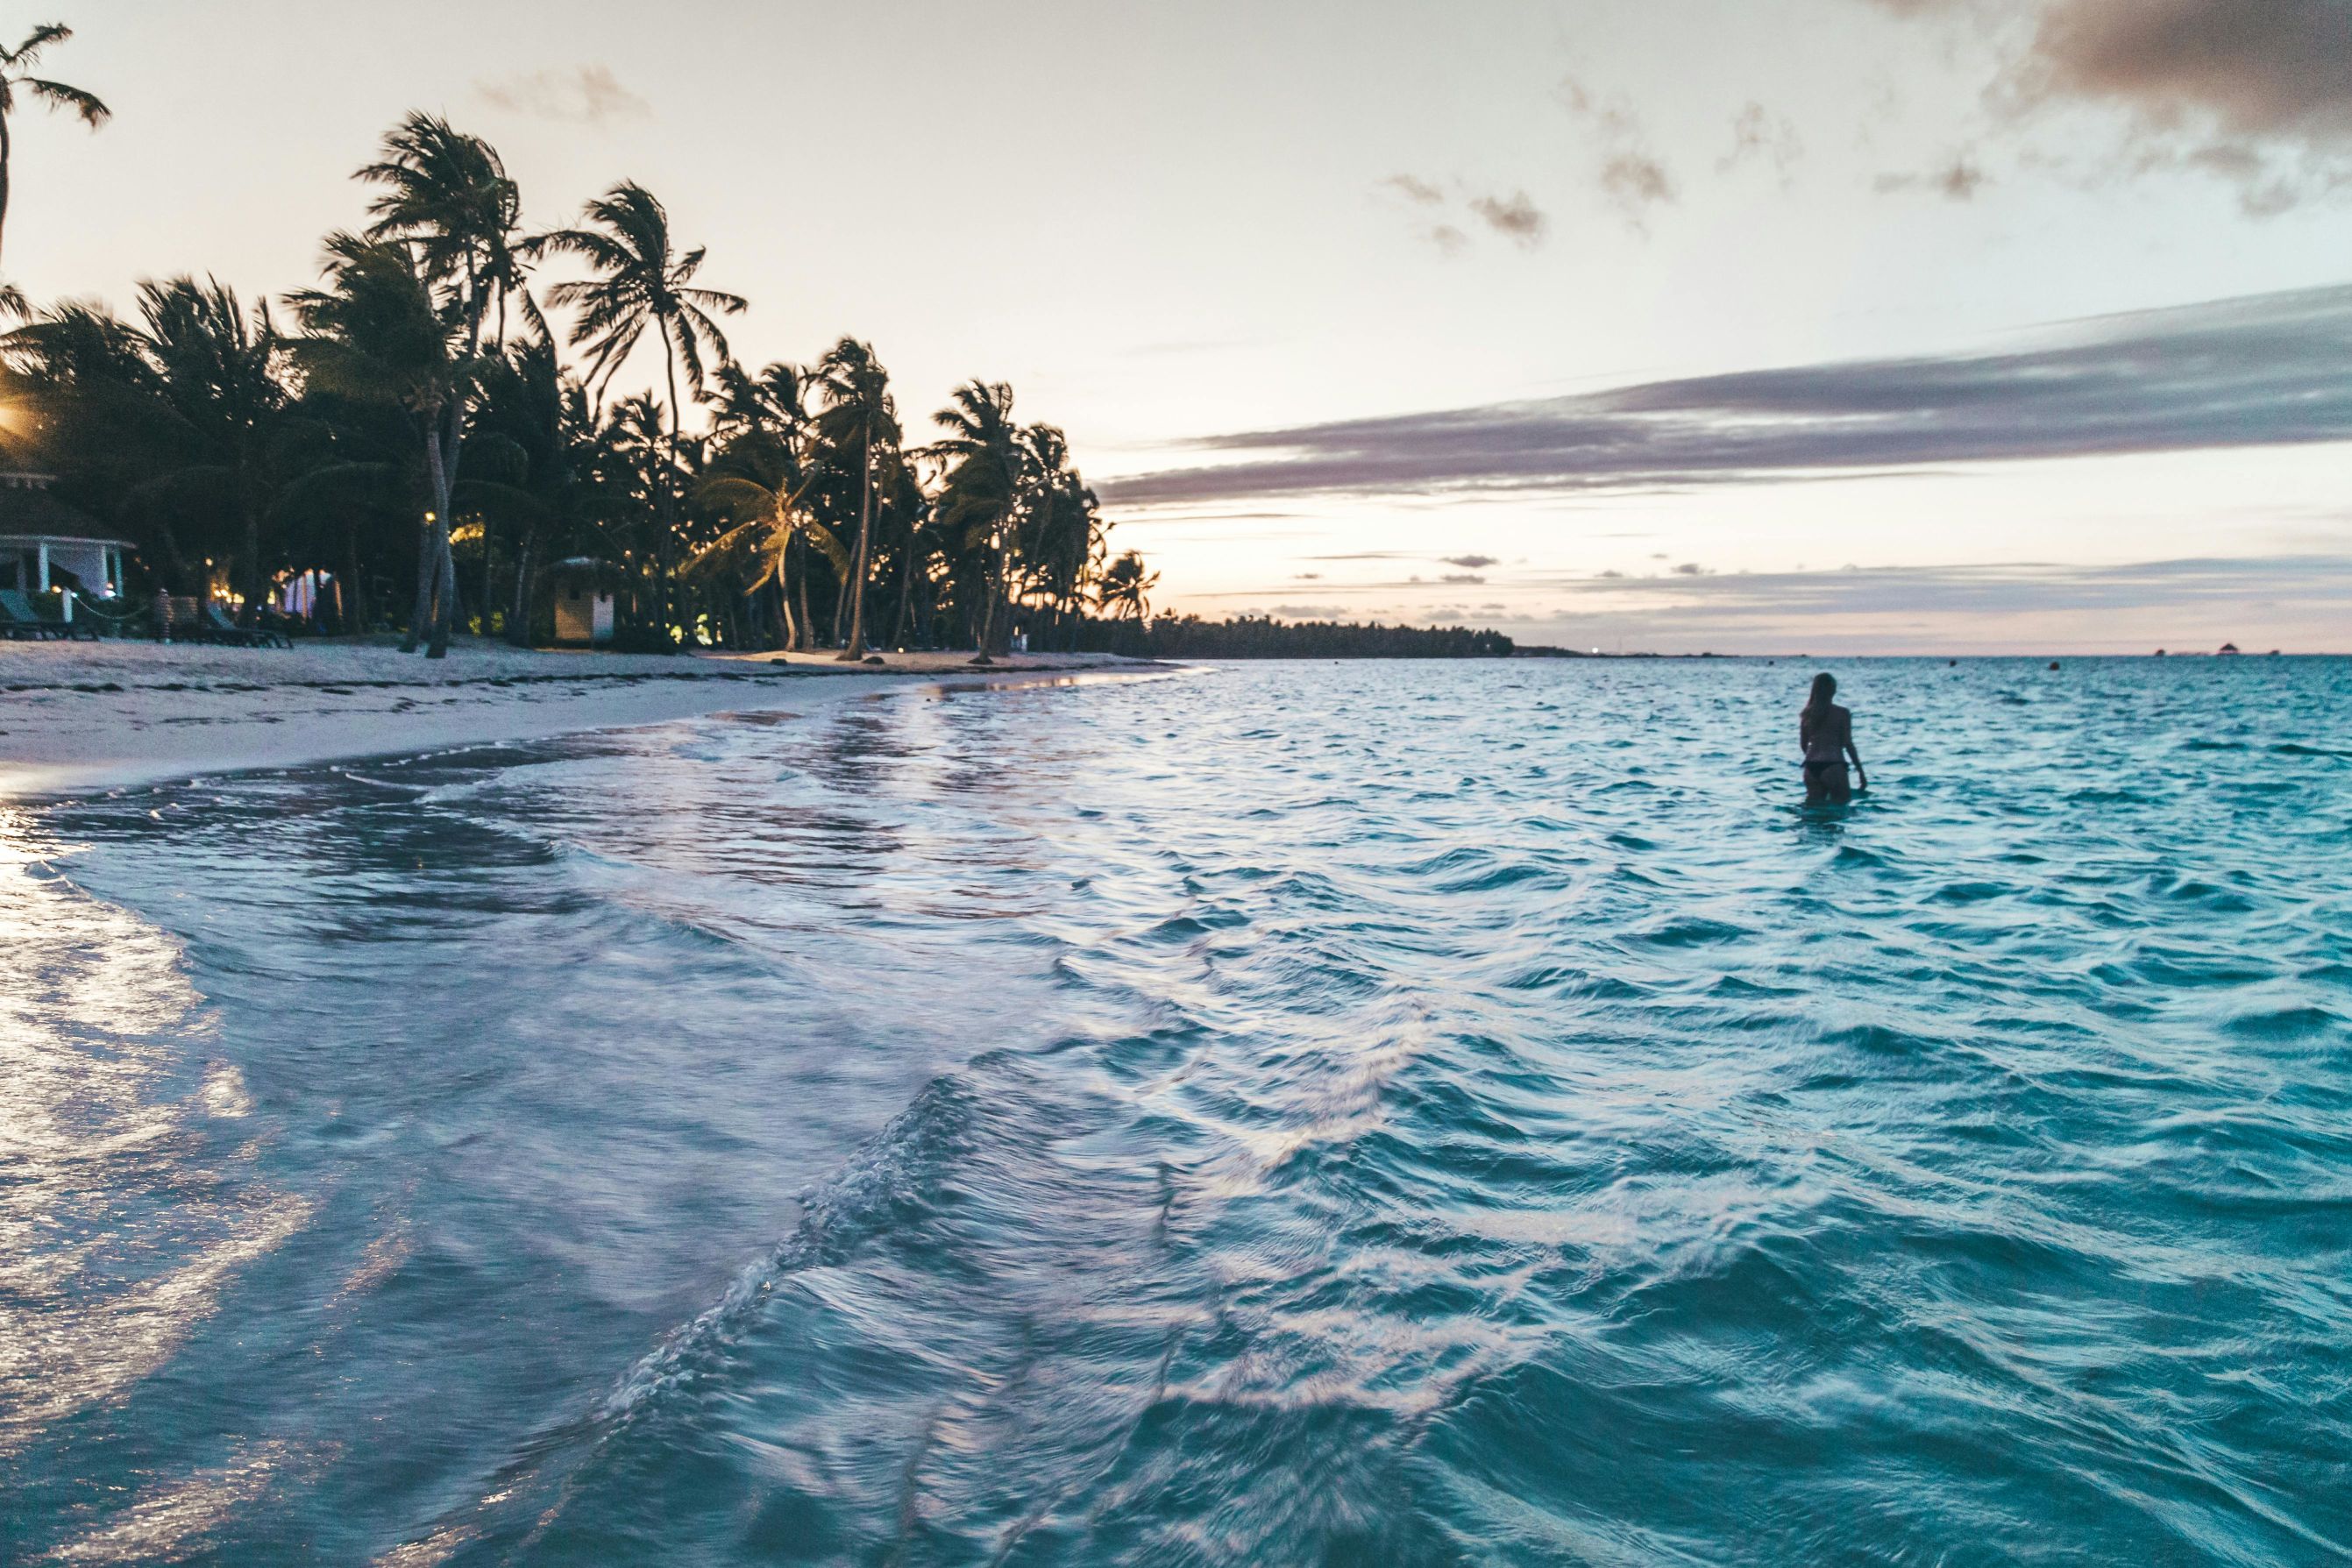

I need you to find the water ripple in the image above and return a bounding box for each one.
[7,656,2351,1564]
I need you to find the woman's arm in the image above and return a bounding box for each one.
[1843,713,1867,787]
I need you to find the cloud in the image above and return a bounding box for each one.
[1564,553,2352,618]
[1467,190,1549,245]
[1442,554,1499,569]
[1559,76,1680,227]
[1672,562,1711,576]
[476,64,650,126]
[1381,174,1446,205]
[1102,284,2352,507]
[1874,153,1993,198]
[1866,0,2352,213]
[2023,0,2352,141]
[1380,177,1548,251]
[1539,553,2352,651]
[1600,153,1677,211]
[1720,103,1805,181]
[1441,572,1488,584]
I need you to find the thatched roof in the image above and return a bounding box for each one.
[0,474,125,545]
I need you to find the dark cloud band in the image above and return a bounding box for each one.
[1103,286,2352,506]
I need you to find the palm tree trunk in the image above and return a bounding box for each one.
[236,478,264,628]
[342,531,369,636]
[423,411,461,659]
[986,522,1017,660]
[0,111,13,268]
[839,433,872,660]
[793,536,816,652]
[428,526,458,658]
[508,529,536,646]
[400,512,434,653]
[658,322,684,649]
[889,537,914,649]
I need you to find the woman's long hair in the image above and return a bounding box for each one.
[1805,672,1837,716]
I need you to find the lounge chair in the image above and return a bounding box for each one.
[0,589,55,639]
[0,587,96,641]
[203,602,291,648]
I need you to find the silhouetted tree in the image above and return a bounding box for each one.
[0,24,109,265]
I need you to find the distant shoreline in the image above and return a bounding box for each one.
[1511,647,2330,660]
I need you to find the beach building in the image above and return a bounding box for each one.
[0,472,130,624]
[548,557,618,646]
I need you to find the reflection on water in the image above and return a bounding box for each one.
[0,808,310,1470]
[5,657,2351,1565]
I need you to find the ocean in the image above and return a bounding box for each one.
[4,656,2348,1565]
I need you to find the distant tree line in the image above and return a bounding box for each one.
[0,107,1158,661]
[1070,614,1514,659]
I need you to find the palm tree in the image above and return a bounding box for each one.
[928,379,1024,663]
[6,284,289,603]
[288,234,485,657]
[531,182,743,644]
[704,360,823,649]
[1020,423,1104,649]
[354,114,536,644]
[1097,549,1158,622]
[134,278,288,624]
[811,338,899,659]
[464,337,593,643]
[358,112,541,351]
[0,24,109,266]
[693,445,849,652]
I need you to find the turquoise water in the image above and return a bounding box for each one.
[4,657,2349,1565]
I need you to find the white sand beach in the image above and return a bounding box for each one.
[0,638,1155,797]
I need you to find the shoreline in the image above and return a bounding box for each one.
[0,638,1163,798]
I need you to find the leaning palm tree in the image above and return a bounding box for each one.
[0,24,109,265]
[530,182,743,644]
[705,360,822,649]
[811,338,899,659]
[692,446,849,651]
[288,235,485,657]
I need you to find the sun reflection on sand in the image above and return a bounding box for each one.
[0,805,311,1467]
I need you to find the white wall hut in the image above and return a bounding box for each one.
[0,473,129,623]
[548,557,618,647]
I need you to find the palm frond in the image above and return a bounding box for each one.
[21,76,107,125]
[4,23,71,69]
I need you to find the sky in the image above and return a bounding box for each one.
[12,0,2352,651]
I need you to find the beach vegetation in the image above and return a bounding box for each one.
[0,107,1159,656]
[0,105,1510,660]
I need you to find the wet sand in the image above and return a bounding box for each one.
[0,637,1153,796]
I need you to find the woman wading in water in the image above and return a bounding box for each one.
[1800,672,1867,804]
